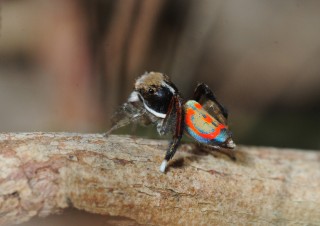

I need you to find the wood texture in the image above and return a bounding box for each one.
[0,133,319,225]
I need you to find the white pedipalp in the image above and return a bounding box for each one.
[128,91,139,102]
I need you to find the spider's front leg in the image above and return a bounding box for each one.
[159,94,184,173]
[105,102,147,136]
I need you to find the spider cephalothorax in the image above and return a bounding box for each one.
[107,71,235,172]
[128,72,178,118]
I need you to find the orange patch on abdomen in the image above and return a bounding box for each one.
[203,114,213,123]
[194,102,202,109]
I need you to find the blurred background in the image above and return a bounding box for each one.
[1,0,320,149]
[1,0,320,225]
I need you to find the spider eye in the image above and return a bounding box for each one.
[148,88,154,94]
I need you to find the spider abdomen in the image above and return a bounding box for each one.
[184,100,232,146]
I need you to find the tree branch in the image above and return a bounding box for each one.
[0,133,319,225]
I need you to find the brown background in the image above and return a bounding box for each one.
[1,1,320,152]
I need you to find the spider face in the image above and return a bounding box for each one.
[128,72,178,118]
[108,72,236,173]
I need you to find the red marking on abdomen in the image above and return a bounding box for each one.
[203,114,213,123]
[185,108,226,140]
[194,102,202,109]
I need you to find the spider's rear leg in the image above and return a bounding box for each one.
[200,143,236,161]
[193,83,228,122]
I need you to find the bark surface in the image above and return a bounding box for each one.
[0,133,319,225]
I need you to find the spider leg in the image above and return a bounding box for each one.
[193,83,228,120]
[105,103,147,137]
[160,95,184,173]
[105,115,139,136]
[199,143,236,160]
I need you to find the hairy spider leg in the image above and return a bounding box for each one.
[193,83,228,121]
[160,94,184,173]
[105,103,146,136]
